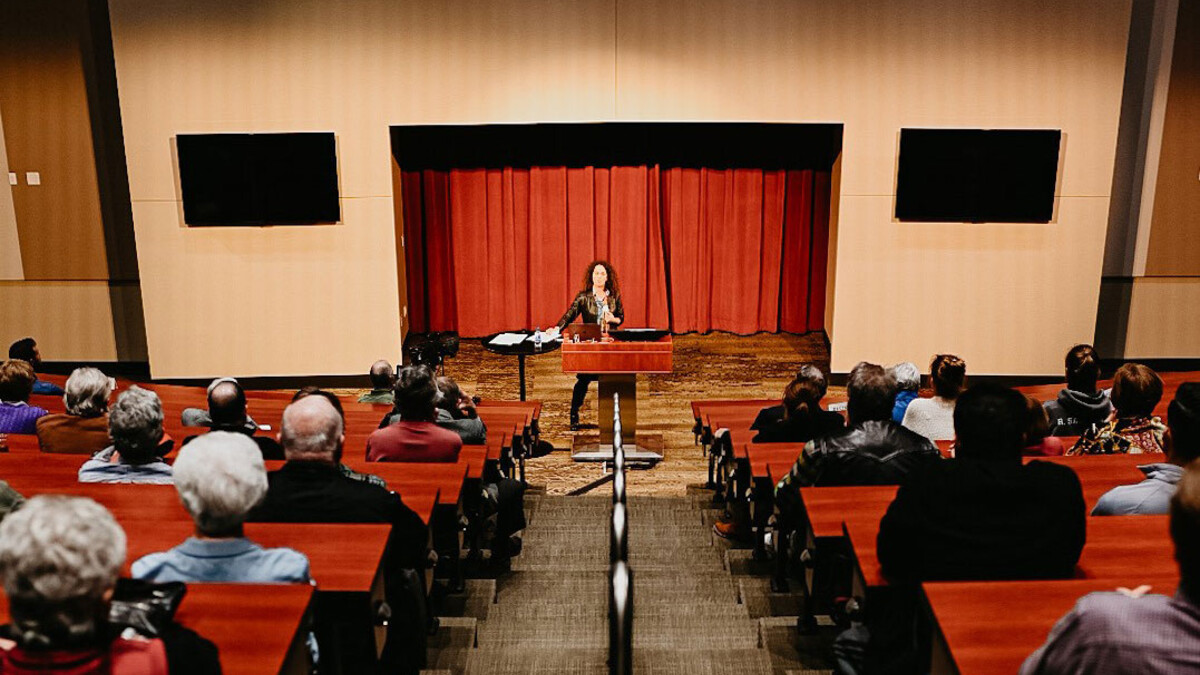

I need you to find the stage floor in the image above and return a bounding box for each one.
[421,332,830,496]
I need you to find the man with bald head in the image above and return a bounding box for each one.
[358,360,396,404]
[182,377,283,460]
[250,395,430,672]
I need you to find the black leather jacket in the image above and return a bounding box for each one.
[807,420,940,486]
[556,290,624,329]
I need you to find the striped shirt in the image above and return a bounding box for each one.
[0,401,49,434]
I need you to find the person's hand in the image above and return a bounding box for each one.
[458,394,477,418]
[544,326,561,340]
[603,311,618,325]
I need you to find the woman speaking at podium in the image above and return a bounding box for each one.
[547,260,623,430]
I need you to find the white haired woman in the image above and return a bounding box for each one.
[132,432,310,583]
[78,386,173,485]
[36,367,115,455]
[0,495,166,671]
[888,362,921,424]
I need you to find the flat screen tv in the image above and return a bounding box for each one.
[894,128,1060,223]
[177,132,340,226]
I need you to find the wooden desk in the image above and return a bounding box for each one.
[923,576,1179,675]
[0,584,315,675]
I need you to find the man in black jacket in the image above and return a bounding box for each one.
[249,395,430,674]
[863,383,1087,674]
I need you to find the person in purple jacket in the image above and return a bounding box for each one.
[0,359,49,434]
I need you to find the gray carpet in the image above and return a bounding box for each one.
[453,494,776,675]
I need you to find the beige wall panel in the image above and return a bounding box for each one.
[0,105,23,280]
[617,0,1129,374]
[827,196,1110,375]
[0,1,110,280]
[131,198,402,379]
[1144,0,1200,275]
[0,282,118,361]
[1123,278,1200,357]
[110,0,617,202]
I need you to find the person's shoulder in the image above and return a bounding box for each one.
[1071,590,1176,631]
[257,546,312,581]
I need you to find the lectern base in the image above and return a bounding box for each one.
[571,433,664,464]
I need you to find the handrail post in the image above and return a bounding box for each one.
[609,560,633,675]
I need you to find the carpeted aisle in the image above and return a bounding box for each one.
[455,494,777,675]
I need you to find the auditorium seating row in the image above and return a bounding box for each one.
[691,372,1191,675]
[1,373,543,675]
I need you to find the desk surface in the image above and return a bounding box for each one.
[0,583,313,675]
[924,575,1179,675]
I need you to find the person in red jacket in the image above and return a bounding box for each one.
[366,365,461,463]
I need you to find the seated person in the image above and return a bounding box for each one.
[249,395,429,672]
[78,386,173,484]
[1021,459,1200,674]
[180,377,257,431]
[1023,394,1065,456]
[36,367,114,455]
[1070,362,1165,455]
[889,361,921,424]
[133,432,310,583]
[1044,343,1113,436]
[358,360,396,403]
[750,364,843,443]
[0,480,23,522]
[1092,382,1200,516]
[901,353,966,442]
[367,365,461,462]
[182,378,283,460]
[867,383,1086,673]
[292,386,387,487]
[0,495,220,674]
[0,359,49,434]
[433,376,486,444]
[8,337,64,396]
[775,362,939,493]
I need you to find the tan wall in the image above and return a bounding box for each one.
[1144,0,1200,275]
[1122,278,1200,357]
[0,106,24,280]
[109,0,1131,377]
[0,282,122,361]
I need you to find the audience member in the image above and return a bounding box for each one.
[1044,344,1112,435]
[8,337,64,396]
[182,378,283,460]
[0,359,49,434]
[367,365,462,462]
[1070,362,1165,455]
[1092,382,1200,516]
[889,362,921,424]
[0,495,219,674]
[1020,458,1200,673]
[750,365,844,443]
[358,360,396,403]
[180,377,257,431]
[901,354,965,441]
[864,383,1086,674]
[774,362,939,493]
[133,432,310,583]
[433,376,487,444]
[78,386,173,484]
[248,395,429,672]
[292,386,387,488]
[1023,394,1065,456]
[35,367,113,455]
[0,480,23,522]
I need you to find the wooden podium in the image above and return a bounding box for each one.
[562,334,672,463]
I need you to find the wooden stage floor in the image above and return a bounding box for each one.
[421,332,832,496]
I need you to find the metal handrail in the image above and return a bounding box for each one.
[609,392,632,675]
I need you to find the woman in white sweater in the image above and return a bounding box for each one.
[901,354,966,442]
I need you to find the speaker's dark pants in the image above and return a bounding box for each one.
[571,373,599,415]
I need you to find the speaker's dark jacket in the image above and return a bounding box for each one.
[556,290,624,328]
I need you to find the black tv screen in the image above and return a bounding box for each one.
[177,132,340,226]
[895,129,1060,223]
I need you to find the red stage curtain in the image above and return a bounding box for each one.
[402,166,829,337]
